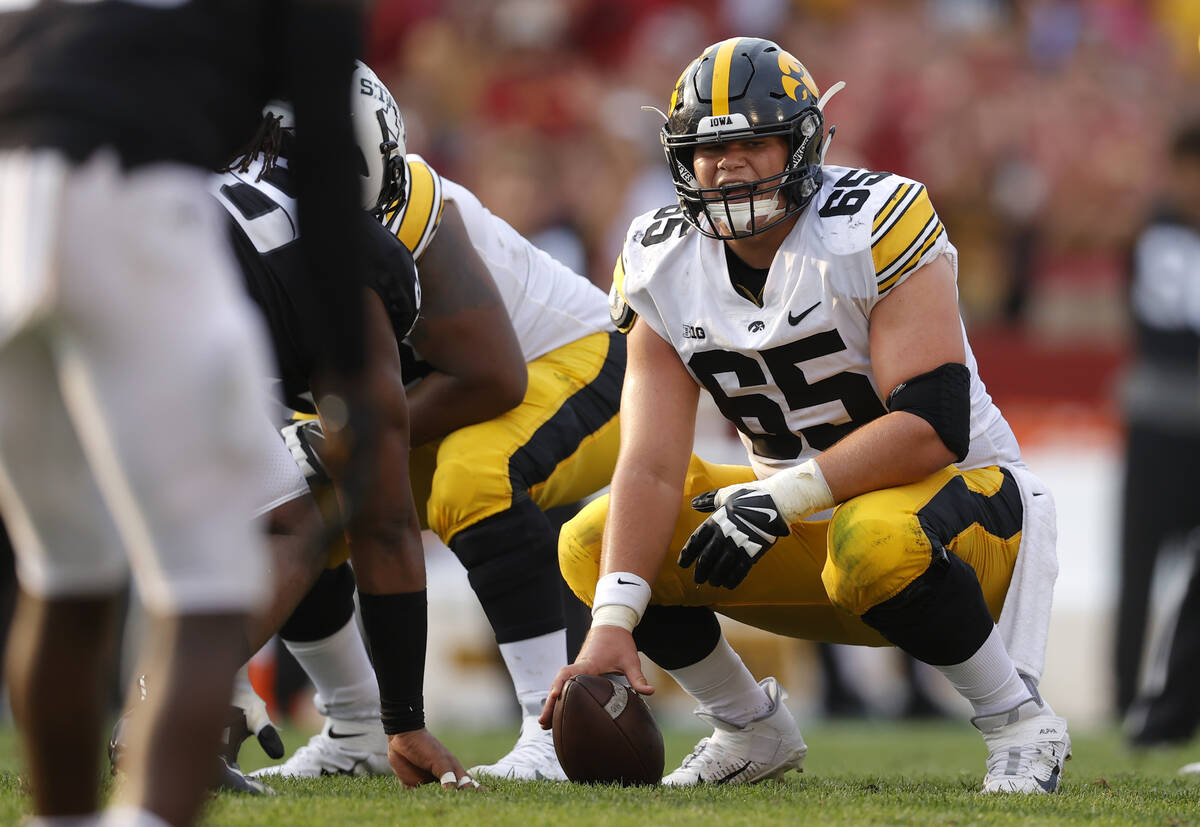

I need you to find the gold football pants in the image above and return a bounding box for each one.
[559,454,1022,645]
[326,331,621,564]
[411,330,622,544]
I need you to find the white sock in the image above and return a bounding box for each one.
[667,634,771,727]
[935,626,1033,717]
[498,628,567,716]
[98,806,171,827]
[284,616,380,721]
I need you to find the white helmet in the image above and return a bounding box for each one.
[351,60,406,217]
[262,60,406,217]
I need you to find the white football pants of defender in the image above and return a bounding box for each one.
[0,149,270,612]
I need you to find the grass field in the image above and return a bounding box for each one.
[1,723,1197,825]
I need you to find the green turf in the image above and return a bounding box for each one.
[1,723,1197,825]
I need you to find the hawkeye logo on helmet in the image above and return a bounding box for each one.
[698,113,751,134]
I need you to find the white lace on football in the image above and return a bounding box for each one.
[469,715,567,782]
[662,677,807,786]
[973,697,1071,794]
[250,717,390,779]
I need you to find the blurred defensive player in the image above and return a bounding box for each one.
[0,0,373,823]
[544,37,1069,795]
[204,63,475,790]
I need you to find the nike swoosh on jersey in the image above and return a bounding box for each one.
[326,729,361,740]
[787,301,821,326]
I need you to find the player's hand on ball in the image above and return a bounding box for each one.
[387,729,477,790]
[679,486,790,589]
[539,625,653,729]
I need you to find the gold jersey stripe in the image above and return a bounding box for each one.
[871,186,934,276]
[387,156,443,259]
[872,182,911,234]
[609,252,637,333]
[710,38,741,117]
[877,222,944,294]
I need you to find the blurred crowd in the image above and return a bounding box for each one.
[368,0,1199,339]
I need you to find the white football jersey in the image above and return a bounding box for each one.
[612,165,1021,479]
[385,154,613,362]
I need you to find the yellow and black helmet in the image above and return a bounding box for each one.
[662,37,837,239]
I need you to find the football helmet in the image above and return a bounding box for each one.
[263,60,406,218]
[660,37,842,239]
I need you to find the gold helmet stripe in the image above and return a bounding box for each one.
[710,38,741,117]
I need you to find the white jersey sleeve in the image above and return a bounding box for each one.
[811,166,951,310]
[612,203,694,343]
[382,153,444,260]
[440,177,613,361]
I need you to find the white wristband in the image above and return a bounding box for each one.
[591,571,652,628]
[758,458,835,523]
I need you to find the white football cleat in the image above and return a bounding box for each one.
[662,677,807,786]
[1180,761,1200,776]
[973,690,1071,794]
[251,716,390,778]
[469,715,567,781]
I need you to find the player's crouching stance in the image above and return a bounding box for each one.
[542,37,1069,794]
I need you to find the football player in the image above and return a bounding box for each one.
[253,139,623,782]
[541,37,1070,794]
[204,62,474,790]
[0,0,374,823]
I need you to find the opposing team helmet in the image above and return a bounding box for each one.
[351,61,407,218]
[262,61,406,217]
[661,37,842,239]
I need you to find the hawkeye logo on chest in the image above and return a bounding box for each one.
[682,324,706,340]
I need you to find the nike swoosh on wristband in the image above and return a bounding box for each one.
[787,301,820,326]
[616,577,640,586]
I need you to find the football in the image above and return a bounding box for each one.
[551,674,664,786]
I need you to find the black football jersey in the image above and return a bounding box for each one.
[216,160,420,411]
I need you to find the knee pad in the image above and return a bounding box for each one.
[279,562,356,644]
[860,547,994,665]
[633,605,720,670]
[449,499,563,643]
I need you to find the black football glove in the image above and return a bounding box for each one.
[678,487,790,589]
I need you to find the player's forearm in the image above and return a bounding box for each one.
[816,411,956,503]
[600,464,685,583]
[406,369,526,447]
